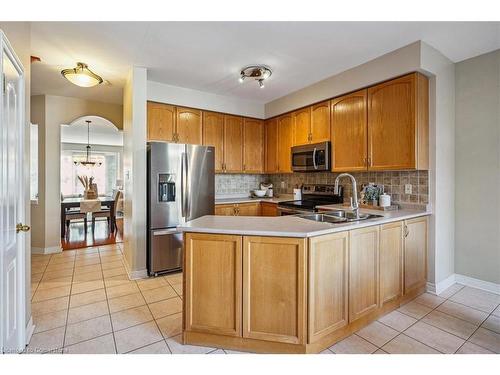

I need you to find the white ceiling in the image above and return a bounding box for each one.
[61,116,123,146]
[30,22,500,104]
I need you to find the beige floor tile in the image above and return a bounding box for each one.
[103,267,127,278]
[404,321,465,353]
[422,310,478,339]
[382,334,440,354]
[27,326,65,354]
[208,349,226,354]
[481,315,500,334]
[468,327,500,353]
[72,271,103,283]
[73,264,102,275]
[48,256,75,265]
[75,257,101,267]
[373,349,388,354]
[114,321,163,353]
[70,288,107,308]
[397,301,433,319]
[329,334,377,354]
[437,300,489,325]
[165,334,215,354]
[37,276,72,291]
[104,274,134,287]
[148,296,182,320]
[100,255,123,263]
[99,244,122,251]
[45,263,74,273]
[142,285,177,303]
[156,312,182,338]
[67,301,109,324]
[456,341,495,354]
[165,273,182,285]
[413,293,446,309]
[318,349,334,354]
[356,321,399,347]
[32,296,69,316]
[64,333,116,354]
[106,282,140,299]
[75,248,100,256]
[64,315,112,346]
[108,292,146,313]
[378,310,417,332]
[127,340,171,354]
[224,349,253,354]
[31,272,44,283]
[32,285,71,302]
[172,283,182,296]
[31,264,48,274]
[111,305,153,331]
[492,305,500,318]
[33,310,68,333]
[42,268,74,280]
[71,280,104,295]
[101,260,124,270]
[450,287,500,313]
[137,277,168,291]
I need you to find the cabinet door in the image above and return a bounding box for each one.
[293,107,311,146]
[176,107,202,144]
[380,222,403,305]
[311,101,330,143]
[260,202,278,217]
[367,74,416,170]
[185,233,242,336]
[243,236,307,344]
[224,115,243,173]
[215,204,236,216]
[331,90,367,172]
[203,111,224,172]
[147,102,175,142]
[308,232,348,344]
[243,119,264,173]
[237,202,261,216]
[277,114,293,173]
[349,226,379,322]
[404,217,428,294]
[264,118,279,173]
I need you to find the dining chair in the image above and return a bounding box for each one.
[64,200,95,235]
[80,199,101,235]
[92,191,123,233]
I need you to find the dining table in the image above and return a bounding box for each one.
[61,196,115,237]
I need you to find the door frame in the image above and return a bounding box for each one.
[0,30,27,353]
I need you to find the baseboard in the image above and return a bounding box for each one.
[455,274,500,295]
[426,282,436,295]
[25,316,35,345]
[122,254,148,280]
[31,246,61,255]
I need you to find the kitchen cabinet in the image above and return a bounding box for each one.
[264,118,279,173]
[215,204,237,216]
[147,102,175,142]
[260,202,278,216]
[277,114,293,173]
[367,72,429,170]
[380,222,403,305]
[243,119,264,173]
[215,202,260,216]
[223,115,244,173]
[404,217,428,295]
[203,111,224,172]
[308,232,348,344]
[176,107,202,144]
[293,107,311,146]
[184,233,242,336]
[330,90,368,172]
[311,101,331,143]
[243,236,307,344]
[349,226,379,322]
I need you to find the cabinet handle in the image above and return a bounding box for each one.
[367,156,372,166]
[404,225,409,238]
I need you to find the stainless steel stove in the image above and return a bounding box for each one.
[277,184,344,215]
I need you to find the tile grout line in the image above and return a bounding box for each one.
[60,253,77,353]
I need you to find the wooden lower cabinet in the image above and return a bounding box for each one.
[243,236,307,344]
[380,222,403,304]
[308,232,348,344]
[349,226,380,322]
[404,217,428,294]
[215,204,236,216]
[238,202,261,216]
[260,202,278,216]
[184,233,242,336]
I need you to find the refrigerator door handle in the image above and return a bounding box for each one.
[181,151,188,218]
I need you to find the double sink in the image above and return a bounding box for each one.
[298,210,383,224]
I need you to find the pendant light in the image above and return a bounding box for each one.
[73,120,102,168]
[61,62,103,88]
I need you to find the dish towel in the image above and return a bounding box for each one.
[80,199,101,213]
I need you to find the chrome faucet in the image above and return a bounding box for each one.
[334,173,359,218]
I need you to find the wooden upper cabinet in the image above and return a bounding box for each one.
[404,217,428,295]
[331,90,368,172]
[293,107,311,146]
[243,119,264,173]
[380,222,403,305]
[349,226,379,323]
[147,102,175,142]
[367,73,428,170]
[203,111,224,172]
[310,101,330,143]
[176,107,202,145]
[224,115,243,173]
[264,118,279,173]
[277,114,293,173]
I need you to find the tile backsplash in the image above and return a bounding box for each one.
[216,171,429,205]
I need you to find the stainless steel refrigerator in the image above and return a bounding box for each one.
[147,142,215,276]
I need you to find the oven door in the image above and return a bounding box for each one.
[291,142,330,172]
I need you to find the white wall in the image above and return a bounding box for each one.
[148,80,265,119]
[455,50,500,284]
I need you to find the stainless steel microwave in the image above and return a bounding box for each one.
[291,141,330,172]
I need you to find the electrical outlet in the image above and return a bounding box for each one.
[404,184,412,194]
[280,181,286,189]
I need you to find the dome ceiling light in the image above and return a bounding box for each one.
[239,65,272,89]
[61,62,103,88]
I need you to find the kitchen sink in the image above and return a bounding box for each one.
[296,213,348,224]
[297,211,383,224]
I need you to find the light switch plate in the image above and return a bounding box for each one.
[404,184,412,194]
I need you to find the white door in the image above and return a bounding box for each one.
[0,32,26,353]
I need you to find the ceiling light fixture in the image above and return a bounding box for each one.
[73,120,102,168]
[61,62,103,88]
[239,65,272,88]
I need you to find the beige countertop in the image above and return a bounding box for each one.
[215,194,294,205]
[178,207,431,238]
